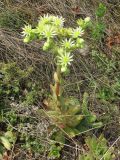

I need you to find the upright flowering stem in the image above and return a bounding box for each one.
[49,64,62,110]
[56,65,61,97]
[53,65,61,103]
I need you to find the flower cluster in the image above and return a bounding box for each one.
[22,14,89,73]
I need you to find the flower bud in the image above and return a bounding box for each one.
[23,36,30,43]
[61,66,67,72]
[85,17,91,23]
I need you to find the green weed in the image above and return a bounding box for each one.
[0,62,40,107]
[92,50,117,73]
[0,131,16,158]
[79,135,115,160]
[0,9,25,30]
[48,143,62,159]
[95,3,107,18]
[89,3,107,41]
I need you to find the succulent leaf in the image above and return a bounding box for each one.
[0,136,11,150]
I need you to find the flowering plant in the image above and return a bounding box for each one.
[22,15,102,142]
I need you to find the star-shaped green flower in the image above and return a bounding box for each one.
[22,24,32,36]
[72,27,84,38]
[57,51,73,72]
[61,39,75,50]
